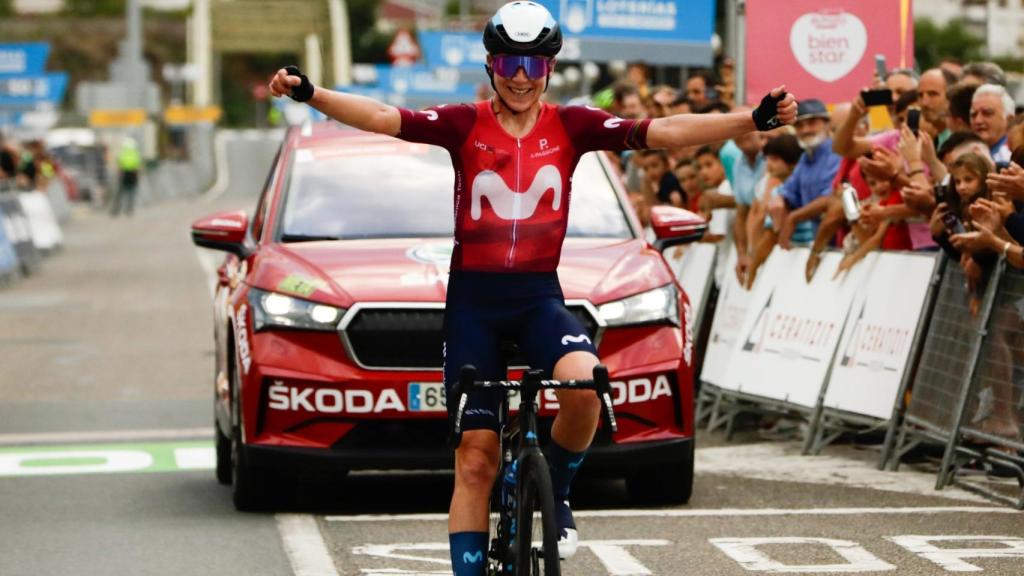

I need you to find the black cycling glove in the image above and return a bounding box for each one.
[284,65,314,103]
[751,90,786,131]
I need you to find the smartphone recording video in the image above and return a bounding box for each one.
[861,88,893,107]
[907,108,920,136]
[943,211,966,235]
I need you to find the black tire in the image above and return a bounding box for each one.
[515,451,560,576]
[229,357,266,511]
[626,440,695,505]
[215,420,231,485]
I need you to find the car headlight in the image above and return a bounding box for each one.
[248,288,344,331]
[597,284,678,327]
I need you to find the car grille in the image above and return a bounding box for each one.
[344,305,600,370]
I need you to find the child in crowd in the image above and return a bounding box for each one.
[639,149,684,208]
[932,152,993,247]
[694,145,732,242]
[833,170,912,278]
[743,133,801,288]
[932,152,995,315]
[674,158,703,213]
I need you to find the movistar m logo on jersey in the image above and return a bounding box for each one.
[561,333,591,346]
[470,165,562,221]
[463,550,483,564]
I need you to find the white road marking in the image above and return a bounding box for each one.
[888,535,1024,572]
[351,540,672,576]
[0,427,213,446]
[710,537,897,573]
[586,540,671,575]
[352,543,450,566]
[0,449,153,476]
[696,441,991,503]
[326,506,1012,523]
[174,447,215,470]
[276,514,340,576]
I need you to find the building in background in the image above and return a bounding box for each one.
[915,0,1024,58]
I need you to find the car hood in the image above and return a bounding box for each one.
[250,237,675,307]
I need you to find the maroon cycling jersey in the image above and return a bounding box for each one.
[397,101,650,272]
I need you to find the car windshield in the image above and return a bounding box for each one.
[278,142,634,241]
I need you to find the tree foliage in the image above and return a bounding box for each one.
[62,0,126,17]
[914,18,984,71]
[347,0,390,63]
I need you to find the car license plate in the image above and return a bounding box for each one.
[408,382,446,412]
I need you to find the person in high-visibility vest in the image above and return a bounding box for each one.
[111,137,141,217]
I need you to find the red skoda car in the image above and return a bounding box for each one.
[192,122,704,510]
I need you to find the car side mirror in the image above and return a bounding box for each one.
[649,205,707,251]
[191,210,251,258]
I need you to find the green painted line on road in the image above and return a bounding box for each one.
[0,441,215,477]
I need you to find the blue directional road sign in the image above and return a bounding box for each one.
[418,31,488,71]
[0,43,51,77]
[343,64,478,108]
[0,73,69,107]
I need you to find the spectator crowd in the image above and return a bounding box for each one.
[591,58,1024,442]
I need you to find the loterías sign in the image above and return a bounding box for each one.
[745,0,914,105]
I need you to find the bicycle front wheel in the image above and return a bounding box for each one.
[514,450,561,576]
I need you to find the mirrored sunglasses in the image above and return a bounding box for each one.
[492,55,552,80]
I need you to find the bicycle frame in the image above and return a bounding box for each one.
[449,365,617,575]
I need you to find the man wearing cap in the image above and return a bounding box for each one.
[768,99,842,248]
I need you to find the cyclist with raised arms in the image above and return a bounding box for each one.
[270,2,796,573]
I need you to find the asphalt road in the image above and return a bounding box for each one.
[0,138,1021,576]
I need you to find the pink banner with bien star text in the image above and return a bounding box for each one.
[745,0,914,105]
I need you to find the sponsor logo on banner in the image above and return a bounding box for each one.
[741,292,837,362]
[562,0,677,33]
[745,0,913,106]
[839,301,912,372]
[789,10,867,82]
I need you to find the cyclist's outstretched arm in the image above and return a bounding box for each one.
[647,86,796,149]
[268,67,401,136]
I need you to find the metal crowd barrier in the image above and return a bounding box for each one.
[935,260,1024,508]
[681,243,1023,508]
[886,261,992,466]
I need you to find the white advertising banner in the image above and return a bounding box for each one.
[699,245,782,387]
[663,242,716,326]
[721,248,868,408]
[822,252,937,420]
[18,192,62,251]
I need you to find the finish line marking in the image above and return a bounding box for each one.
[325,506,1014,523]
[0,442,214,477]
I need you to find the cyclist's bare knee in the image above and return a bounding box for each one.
[553,351,602,415]
[552,350,599,381]
[455,430,499,491]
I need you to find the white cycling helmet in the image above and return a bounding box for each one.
[483,1,562,58]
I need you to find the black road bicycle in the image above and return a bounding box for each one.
[448,364,618,576]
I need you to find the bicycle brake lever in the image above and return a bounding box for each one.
[593,365,618,433]
[447,365,476,450]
